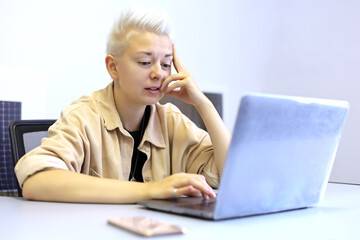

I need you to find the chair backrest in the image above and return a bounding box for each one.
[9,119,56,196]
[159,92,223,131]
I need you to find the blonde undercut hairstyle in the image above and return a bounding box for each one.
[106,7,172,57]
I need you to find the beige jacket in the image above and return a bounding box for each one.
[15,82,219,188]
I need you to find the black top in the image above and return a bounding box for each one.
[127,106,150,182]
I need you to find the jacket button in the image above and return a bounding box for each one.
[145,177,151,182]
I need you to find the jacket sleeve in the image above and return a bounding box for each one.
[14,105,93,188]
[166,106,220,188]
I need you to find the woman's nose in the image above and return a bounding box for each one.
[150,63,163,80]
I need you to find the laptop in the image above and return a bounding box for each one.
[138,93,349,220]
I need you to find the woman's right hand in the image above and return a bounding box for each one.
[146,173,216,200]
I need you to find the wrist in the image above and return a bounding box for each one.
[142,182,155,200]
[194,97,214,115]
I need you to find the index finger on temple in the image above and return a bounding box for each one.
[172,43,185,73]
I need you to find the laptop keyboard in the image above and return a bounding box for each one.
[179,199,217,211]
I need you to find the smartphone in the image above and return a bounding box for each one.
[108,216,186,237]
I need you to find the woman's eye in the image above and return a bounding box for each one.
[139,61,151,66]
[161,63,171,68]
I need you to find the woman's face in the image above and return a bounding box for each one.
[113,31,173,106]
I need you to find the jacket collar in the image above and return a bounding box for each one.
[94,82,166,149]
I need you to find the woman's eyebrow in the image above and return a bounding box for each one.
[136,51,173,58]
[137,51,152,56]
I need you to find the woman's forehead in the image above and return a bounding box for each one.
[125,31,172,55]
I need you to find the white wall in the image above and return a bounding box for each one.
[1,0,359,184]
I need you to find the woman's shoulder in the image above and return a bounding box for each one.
[155,101,182,114]
[60,84,112,119]
[154,102,186,122]
[60,94,96,119]
[154,102,203,131]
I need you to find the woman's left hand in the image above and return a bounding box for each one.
[160,44,208,107]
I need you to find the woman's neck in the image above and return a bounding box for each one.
[113,88,146,132]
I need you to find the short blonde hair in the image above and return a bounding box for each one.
[106,7,172,57]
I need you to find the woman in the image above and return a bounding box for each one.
[15,7,231,203]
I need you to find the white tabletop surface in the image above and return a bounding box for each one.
[0,183,359,240]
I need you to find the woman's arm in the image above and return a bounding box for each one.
[193,99,231,176]
[161,44,232,176]
[22,169,215,203]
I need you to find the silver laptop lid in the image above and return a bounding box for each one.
[214,94,349,220]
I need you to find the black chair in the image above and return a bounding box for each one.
[159,92,223,131]
[9,119,56,196]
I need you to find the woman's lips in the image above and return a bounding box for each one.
[145,87,161,94]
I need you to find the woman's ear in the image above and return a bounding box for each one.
[105,55,118,80]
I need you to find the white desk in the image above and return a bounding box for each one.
[0,183,359,240]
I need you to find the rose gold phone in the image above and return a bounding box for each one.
[108,216,186,237]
